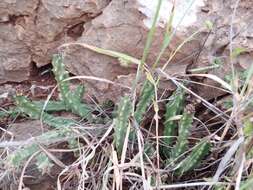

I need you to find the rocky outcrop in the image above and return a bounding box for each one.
[0,0,110,83]
[1,0,253,100]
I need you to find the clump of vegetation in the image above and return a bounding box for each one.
[0,0,253,189]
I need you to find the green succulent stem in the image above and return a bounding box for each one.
[114,96,132,156]
[134,80,155,124]
[162,88,185,157]
[52,54,91,119]
[14,96,76,128]
[170,108,194,160]
[175,140,211,176]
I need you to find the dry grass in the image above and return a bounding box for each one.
[0,0,253,190]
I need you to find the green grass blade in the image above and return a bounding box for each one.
[140,0,163,67]
[240,63,253,96]
[152,2,175,69]
[132,0,162,93]
[61,42,141,66]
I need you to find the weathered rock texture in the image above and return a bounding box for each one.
[1,0,253,100]
[0,0,110,83]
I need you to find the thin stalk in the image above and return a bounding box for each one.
[131,0,163,97]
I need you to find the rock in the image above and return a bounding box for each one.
[41,0,110,19]
[188,0,253,99]
[0,23,31,83]
[60,0,204,101]
[0,0,38,16]
[1,0,253,100]
[8,120,46,140]
[0,0,110,83]
[5,120,62,188]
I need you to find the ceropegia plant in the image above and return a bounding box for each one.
[36,152,54,174]
[6,54,95,172]
[162,87,185,157]
[14,96,76,128]
[52,54,91,119]
[134,80,155,124]
[7,127,75,168]
[114,96,132,155]
[174,139,211,176]
[157,87,211,176]
[170,106,194,160]
[0,100,66,119]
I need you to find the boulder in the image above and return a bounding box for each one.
[0,0,110,83]
[1,0,253,100]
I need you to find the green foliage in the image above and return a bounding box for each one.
[214,185,226,190]
[9,144,39,167]
[101,99,114,110]
[244,119,253,137]
[163,88,185,157]
[225,69,249,85]
[240,175,253,190]
[0,109,9,118]
[175,140,211,176]
[144,142,156,158]
[52,54,70,98]
[213,57,223,66]
[34,100,66,112]
[6,54,95,173]
[8,128,73,168]
[36,152,53,174]
[170,110,194,160]
[0,101,66,120]
[52,54,91,119]
[231,47,247,58]
[114,96,132,155]
[134,80,154,124]
[159,88,209,176]
[73,84,85,100]
[67,138,82,157]
[0,107,20,119]
[205,20,214,30]
[15,96,76,128]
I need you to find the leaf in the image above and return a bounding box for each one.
[190,73,232,92]
[240,176,253,190]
